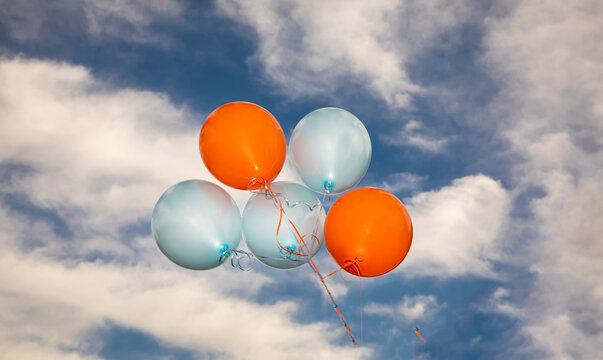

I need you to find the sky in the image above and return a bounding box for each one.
[0,0,601,359]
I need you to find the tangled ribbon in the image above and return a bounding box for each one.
[248,177,358,345]
[219,248,254,271]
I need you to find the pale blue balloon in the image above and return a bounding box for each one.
[289,107,371,194]
[243,181,325,269]
[151,180,241,270]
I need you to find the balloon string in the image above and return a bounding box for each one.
[249,179,323,211]
[219,249,254,271]
[265,183,357,344]
[321,187,332,207]
[360,276,363,345]
[251,179,318,260]
[412,328,425,358]
[321,264,363,345]
[249,178,318,258]
[323,268,342,279]
[247,177,357,346]
[338,260,364,345]
[322,267,354,284]
[307,256,357,345]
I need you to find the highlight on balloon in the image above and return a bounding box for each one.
[150,101,416,346]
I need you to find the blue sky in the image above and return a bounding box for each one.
[0,1,601,359]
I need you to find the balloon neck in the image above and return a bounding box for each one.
[219,247,254,271]
[343,257,363,276]
[324,180,334,194]
[279,245,297,259]
[248,177,267,190]
[218,244,231,262]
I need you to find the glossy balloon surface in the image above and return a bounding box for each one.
[289,107,371,194]
[200,102,286,190]
[243,182,325,269]
[324,187,412,277]
[151,180,241,270]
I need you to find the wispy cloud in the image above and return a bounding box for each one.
[398,174,510,278]
[0,58,371,359]
[82,0,183,45]
[0,57,211,258]
[0,240,369,359]
[216,0,474,108]
[366,295,441,324]
[479,287,523,318]
[381,120,451,152]
[484,0,603,357]
[377,172,427,195]
[1,0,183,47]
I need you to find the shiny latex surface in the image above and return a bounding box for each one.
[324,187,412,277]
[151,180,242,270]
[243,181,325,269]
[289,107,371,194]
[200,102,286,190]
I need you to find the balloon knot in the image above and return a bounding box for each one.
[279,245,297,259]
[324,180,334,194]
[248,177,267,191]
[343,258,362,276]
[218,244,231,262]
[219,247,254,271]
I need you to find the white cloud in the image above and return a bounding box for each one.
[0,0,182,46]
[0,58,369,359]
[398,174,510,277]
[377,172,427,195]
[381,120,450,152]
[366,295,440,324]
[216,0,473,108]
[484,0,603,358]
[0,57,303,259]
[83,0,182,44]
[0,57,214,258]
[0,245,368,360]
[481,287,522,318]
[0,337,103,360]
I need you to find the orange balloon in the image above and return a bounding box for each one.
[324,187,413,277]
[200,102,286,190]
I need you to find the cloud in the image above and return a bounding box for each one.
[0,57,308,259]
[0,0,182,46]
[398,174,510,278]
[366,295,441,324]
[481,287,522,318]
[0,57,214,259]
[377,172,427,195]
[216,0,473,108]
[484,0,603,357]
[381,120,450,152]
[0,336,103,360]
[0,242,368,360]
[0,58,370,359]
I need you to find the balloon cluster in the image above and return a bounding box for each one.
[151,101,413,278]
